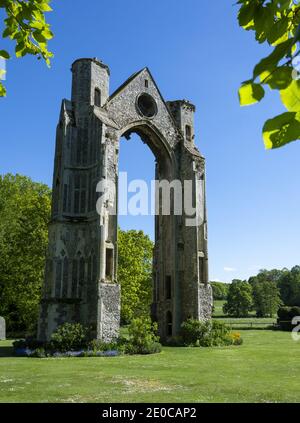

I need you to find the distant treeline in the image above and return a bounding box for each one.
[211,267,300,318]
[210,281,229,300]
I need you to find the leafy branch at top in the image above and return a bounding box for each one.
[237,0,300,149]
[0,0,53,97]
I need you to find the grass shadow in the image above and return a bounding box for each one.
[0,345,14,358]
[233,326,275,331]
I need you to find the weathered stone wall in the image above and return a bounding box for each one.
[105,68,180,150]
[199,284,213,320]
[38,300,81,342]
[0,317,5,340]
[71,58,110,106]
[98,283,120,342]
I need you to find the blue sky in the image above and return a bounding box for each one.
[1,1,300,283]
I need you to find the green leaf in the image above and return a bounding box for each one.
[238,1,258,29]
[33,30,47,43]
[2,27,14,38]
[41,28,53,40]
[239,82,265,106]
[253,39,294,79]
[267,16,290,45]
[30,21,45,30]
[15,42,25,57]
[260,66,292,89]
[263,112,300,149]
[37,2,53,12]
[0,82,6,97]
[277,0,292,11]
[280,80,300,111]
[253,5,273,44]
[0,50,10,59]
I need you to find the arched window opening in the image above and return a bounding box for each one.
[94,88,101,107]
[199,255,205,283]
[105,248,113,280]
[185,125,192,141]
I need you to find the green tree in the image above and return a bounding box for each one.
[118,229,153,324]
[237,0,300,148]
[0,0,54,96]
[211,281,229,300]
[223,279,253,317]
[278,265,300,305]
[251,279,281,317]
[249,268,284,285]
[0,174,51,332]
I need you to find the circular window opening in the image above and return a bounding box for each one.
[137,93,157,118]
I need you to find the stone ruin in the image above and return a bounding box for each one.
[38,58,213,342]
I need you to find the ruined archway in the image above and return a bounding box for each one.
[38,58,213,342]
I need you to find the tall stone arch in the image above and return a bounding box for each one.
[38,58,213,342]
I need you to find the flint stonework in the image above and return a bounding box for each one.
[0,317,6,340]
[38,58,213,342]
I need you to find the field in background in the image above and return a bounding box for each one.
[213,300,276,329]
[0,330,299,403]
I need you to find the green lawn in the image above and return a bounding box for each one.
[213,300,226,317]
[0,330,299,403]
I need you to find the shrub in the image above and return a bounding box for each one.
[277,306,300,331]
[207,321,232,347]
[13,319,162,357]
[227,332,243,346]
[180,319,242,347]
[29,347,46,358]
[277,306,292,321]
[89,339,118,352]
[13,337,43,351]
[291,306,300,317]
[180,319,210,346]
[126,316,162,355]
[50,323,88,352]
[12,339,26,350]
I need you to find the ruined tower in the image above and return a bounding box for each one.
[38,58,213,342]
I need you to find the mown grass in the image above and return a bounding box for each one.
[0,330,299,403]
[213,300,226,317]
